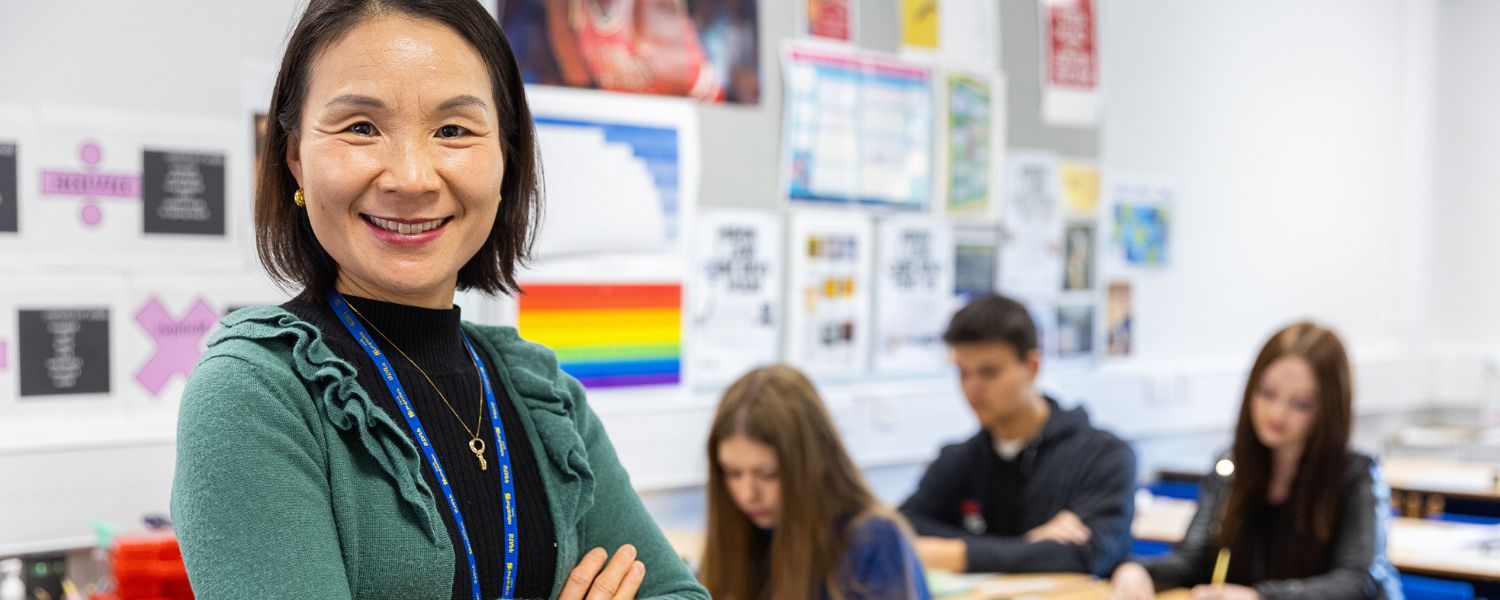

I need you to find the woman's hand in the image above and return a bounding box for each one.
[558,544,646,600]
[1106,562,1156,600]
[1189,583,1261,599]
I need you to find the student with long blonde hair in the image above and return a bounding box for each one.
[700,365,932,600]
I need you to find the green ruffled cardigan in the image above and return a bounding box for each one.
[170,307,708,600]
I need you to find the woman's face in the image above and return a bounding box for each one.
[716,434,781,529]
[288,14,504,307]
[1251,356,1320,455]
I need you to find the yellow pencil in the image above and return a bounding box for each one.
[1211,548,1231,586]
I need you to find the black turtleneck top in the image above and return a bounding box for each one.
[284,294,557,600]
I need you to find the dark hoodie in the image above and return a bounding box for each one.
[899,396,1136,576]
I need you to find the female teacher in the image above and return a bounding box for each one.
[170,1,708,599]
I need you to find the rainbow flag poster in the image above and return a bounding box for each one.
[517,283,682,389]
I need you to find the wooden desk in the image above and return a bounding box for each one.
[1387,517,1500,583]
[939,574,1187,600]
[1162,458,1500,517]
[1131,496,1196,543]
[937,572,1095,599]
[1129,501,1500,584]
[1382,457,1500,516]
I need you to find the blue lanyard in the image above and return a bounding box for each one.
[328,292,520,600]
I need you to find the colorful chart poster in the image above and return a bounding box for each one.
[1060,161,1100,214]
[689,209,783,387]
[945,73,992,215]
[953,227,1000,303]
[783,45,933,209]
[1062,222,1095,292]
[873,217,954,373]
[1040,0,1099,127]
[518,283,682,389]
[18,308,111,398]
[527,87,699,258]
[1106,175,1174,269]
[998,152,1064,301]
[1106,280,1132,357]
[786,210,873,375]
[500,0,761,104]
[803,0,855,43]
[901,0,940,50]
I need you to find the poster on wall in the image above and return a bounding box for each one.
[689,209,783,387]
[0,106,33,244]
[1062,222,1094,292]
[499,0,761,104]
[782,45,933,209]
[940,0,1000,70]
[901,0,940,51]
[953,227,1000,304]
[873,217,954,373]
[998,151,1064,301]
[124,274,287,407]
[24,108,241,267]
[517,283,683,389]
[786,210,873,375]
[1106,174,1173,269]
[1106,280,1132,357]
[801,0,855,43]
[141,150,226,236]
[0,141,16,234]
[528,86,699,259]
[18,308,112,398]
[943,72,994,216]
[1040,0,1099,127]
[1055,303,1094,359]
[1060,161,1099,215]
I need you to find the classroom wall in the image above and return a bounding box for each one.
[1,0,1492,554]
[1433,0,1500,352]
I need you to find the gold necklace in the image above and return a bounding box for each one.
[343,300,490,471]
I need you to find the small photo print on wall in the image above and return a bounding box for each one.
[0,142,17,233]
[1055,304,1094,359]
[142,149,226,236]
[1106,281,1132,357]
[18,308,111,398]
[1062,222,1094,292]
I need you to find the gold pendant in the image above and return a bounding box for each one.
[469,438,488,471]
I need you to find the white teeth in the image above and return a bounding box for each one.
[368,215,444,235]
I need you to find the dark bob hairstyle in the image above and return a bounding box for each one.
[255,0,541,299]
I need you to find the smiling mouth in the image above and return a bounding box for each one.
[362,214,451,235]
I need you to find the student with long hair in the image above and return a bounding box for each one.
[699,365,932,600]
[1109,322,1403,600]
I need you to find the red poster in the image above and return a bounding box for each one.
[1047,0,1096,89]
[807,0,853,42]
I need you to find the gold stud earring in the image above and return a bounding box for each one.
[293,188,306,207]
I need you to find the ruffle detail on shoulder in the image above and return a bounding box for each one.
[209,306,445,542]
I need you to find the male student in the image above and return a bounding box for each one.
[900,293,1136,577]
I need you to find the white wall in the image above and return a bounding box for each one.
[1433,0,1500,349]
[1100,0,1415,362]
